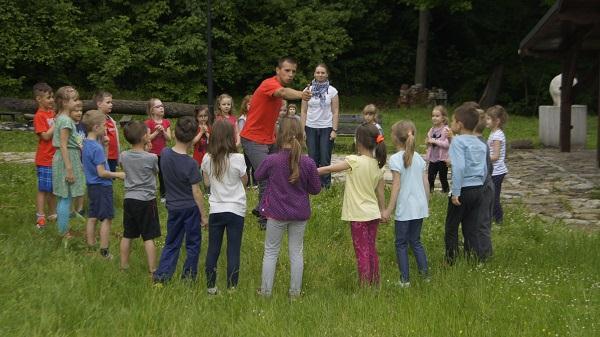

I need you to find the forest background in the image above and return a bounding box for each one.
[1,0,593,114]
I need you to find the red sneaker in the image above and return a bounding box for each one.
[36,216,46,229]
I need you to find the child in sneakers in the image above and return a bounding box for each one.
[382,121,429,287]
[486,105,509,225]
[120,121,161,273]
[82,110,125,259]
[202,120,247,294]
[425,105,450,193]
[33,82,56,228]
[153,116,208,283]
[256,117,321,297]
[145,98,172,202]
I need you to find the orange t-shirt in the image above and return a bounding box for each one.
[105,116,119,160]
[239,76,283,144]
[33,108,56,166]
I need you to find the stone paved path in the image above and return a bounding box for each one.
[2,149,599,231]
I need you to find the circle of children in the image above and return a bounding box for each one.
[31,63,508,297]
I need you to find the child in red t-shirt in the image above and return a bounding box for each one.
[145,98,172,201]
[192,105,210,169]
[33,82,57,229]
[94,91,120,172]
[215,94,240,147]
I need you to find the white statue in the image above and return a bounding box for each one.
[549,74,577,106]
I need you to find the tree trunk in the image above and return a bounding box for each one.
[0,97,196,118]
[414,9,430,87]
[479,65,504,109]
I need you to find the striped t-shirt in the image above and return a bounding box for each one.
[487,129,508,176]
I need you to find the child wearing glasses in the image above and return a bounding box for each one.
[145,98,172,202]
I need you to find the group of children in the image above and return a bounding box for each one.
[33,83,508,296]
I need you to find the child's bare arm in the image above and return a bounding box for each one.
[59,128,74,183]
[490,140,501,162]
[382,171,401,222]
[240,173,248,187]
[318,161,350,175]
[39,125,54,140]
[202,170,210,187]
[376,178,385,214]
[164,126,172,141]
[96,164,125,180]
[192,183,208,228]
[422,172,430,202]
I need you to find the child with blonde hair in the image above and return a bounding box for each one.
[145,98,172,202]
[425,105,450,193]
[382,121,429,287]
[486,105,509,224]
[319,123,386,286]
[202,120,247,295]
[52,86,85,237]
[256,117,321,297]
[215,94,240,146]
[362,104,383,135]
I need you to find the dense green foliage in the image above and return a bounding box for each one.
[1,0,595,113]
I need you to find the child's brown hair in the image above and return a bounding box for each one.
[239,95,252,116]
[33,82,53,98]
[174,116,198,143]
[432,105,448,125]
[355,123,387,168]
[453,103,480,131]
[392,120,417,168]
[55,86,79,113]
[473,109,487,134]
[206,120,236,181]
[124,121,148,145]
[216,94,234,116]
[486,105,508,129]
[276,117,305,184]
[287,103,297,115]
[362,104,379,117]
[93,90,112,104]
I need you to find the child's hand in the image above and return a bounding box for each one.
[66,168,75,184]
[116,172,126,180]
[200,214,208,229]
[381,210,391,223]
[451,195,461,206]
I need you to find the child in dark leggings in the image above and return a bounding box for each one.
[485,105,509,224]
[425,105,450,193]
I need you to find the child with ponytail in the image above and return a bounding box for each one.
[318,123,386,286]
[382,121,429,287]
[255,117,321,297]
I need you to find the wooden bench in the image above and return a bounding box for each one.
[336,114,383,137]
[119,115,133,127]
[0,111,23,122]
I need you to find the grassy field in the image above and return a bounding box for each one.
[0,108,599,336]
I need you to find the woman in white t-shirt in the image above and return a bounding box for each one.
[301,63,339,188]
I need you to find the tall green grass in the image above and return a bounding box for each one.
[0,160,598,336]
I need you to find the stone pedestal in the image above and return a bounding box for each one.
[539,105,587,148]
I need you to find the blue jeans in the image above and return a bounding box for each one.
[154,206,201,282]
[205,212,244,288]
[394,219,428,282]
[305,126,333,187]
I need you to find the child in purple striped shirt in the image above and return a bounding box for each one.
[255,117,321,297]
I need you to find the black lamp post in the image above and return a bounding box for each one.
[206,0,214,122]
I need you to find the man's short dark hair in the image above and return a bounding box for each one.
[124,121,148,145]
[33,82,53,98]
[453,103,480,131]
[278,57,297,68]
[175,116,198,143]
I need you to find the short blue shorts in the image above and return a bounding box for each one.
[87,184,114,221]
[37,166,53,192]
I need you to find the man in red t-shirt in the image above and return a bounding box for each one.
[33,82,57,229]
[240,57,311,228]
[94,91,120,172]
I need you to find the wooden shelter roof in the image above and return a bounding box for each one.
[519,0,600,58]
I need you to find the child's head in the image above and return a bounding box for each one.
[431,105,448,126]
[473,109,487,135]
[82,110,106,134]
[362,104,379,124]
[55,86,80,114]
[451,103,480,133]
[239,95,252,116]
[33,82,54,110]
[174,116,198,144]
[146,98,164,119]
[207,120,237,181]
[277,117,305,184]
[279,100,288,117]
[194,105,209,125]
[287,103,297,116]
[392,120,417,168]
[485,105,508,129]
[216,94,233,116]
[93,91,113,115]
[124,121,149,146]
[355,123,387,168]
[70,100,83,123]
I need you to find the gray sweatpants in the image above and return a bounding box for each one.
[260,219,307,296]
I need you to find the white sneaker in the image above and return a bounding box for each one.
[160,198,166,204]
[207,287,218,295]
[396,281,410,288]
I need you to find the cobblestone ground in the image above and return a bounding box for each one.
[332,148,600,231]
[3,149,599,231]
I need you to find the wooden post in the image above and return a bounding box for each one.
[559,47,578,152]
[597,52,600,167]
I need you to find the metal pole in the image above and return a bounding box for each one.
[206,0,214,122]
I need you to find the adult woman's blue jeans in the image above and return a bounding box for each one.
[305,126,333,188]
[394,218,428,282]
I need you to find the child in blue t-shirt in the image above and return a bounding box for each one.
[382,120,429,287]
[81,110,125,259]
[153,116,209,283]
